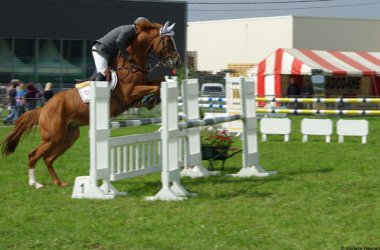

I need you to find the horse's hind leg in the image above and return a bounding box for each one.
[43,126,80,187]
[28,142,52,189]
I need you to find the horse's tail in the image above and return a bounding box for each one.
[1,108,41,156]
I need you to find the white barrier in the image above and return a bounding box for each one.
[337,119,368,144]
[301,118,333,143]
[260,118,291,142]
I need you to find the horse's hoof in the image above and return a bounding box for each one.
[60,182,69,187]
[29,182,44,189]
[141,93,157,109]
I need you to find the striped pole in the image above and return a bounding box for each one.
[197,103,227,109]
[178,114,244,130]
[257,108,380,115]
[256,97,380,103]
[178,97,227,103]
[109,114,187,129]
[110,118,163,129]
[178,102,227,109]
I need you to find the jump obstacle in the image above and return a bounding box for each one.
[72,77,277,200]
[71,77,380,200]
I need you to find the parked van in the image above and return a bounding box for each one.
[200,83,225,97]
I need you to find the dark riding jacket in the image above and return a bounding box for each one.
[93,25,136,58]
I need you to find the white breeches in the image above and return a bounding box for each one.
[92,46,108,75]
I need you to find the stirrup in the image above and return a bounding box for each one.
[95,73,107,81]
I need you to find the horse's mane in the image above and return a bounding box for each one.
[135,19,161,33]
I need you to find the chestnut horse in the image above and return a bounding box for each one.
[1,20,180,188]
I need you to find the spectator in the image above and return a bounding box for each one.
[6,79,19,95]
[3,80,18,124]
[43,82,54,104]
[286,77,299,108]
[300,77,314,109]
[25,82,39,110]
[300,77,314,98]
[15,82,26,118]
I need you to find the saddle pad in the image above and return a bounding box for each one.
[78,69,117,103]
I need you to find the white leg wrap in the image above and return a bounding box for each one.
[28,169,44,189]
[28,169,36,186]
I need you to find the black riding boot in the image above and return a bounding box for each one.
[95,72,107,81]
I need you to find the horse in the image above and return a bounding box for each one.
[1,20,181,189]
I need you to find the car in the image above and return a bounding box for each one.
[200,83,225,97]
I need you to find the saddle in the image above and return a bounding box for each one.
[75,72,97,84]
[75,69,114,89]
[75,68,112,88]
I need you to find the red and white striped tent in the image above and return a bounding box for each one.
[247,48,380,97]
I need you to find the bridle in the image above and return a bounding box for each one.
[149,34,180,69]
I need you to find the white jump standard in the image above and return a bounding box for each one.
[72,81,124,199]
[179,79,221,178]
[146,80,195,201]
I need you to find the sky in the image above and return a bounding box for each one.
[169,0,380,22]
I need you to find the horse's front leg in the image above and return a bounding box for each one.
[130,85,161,110]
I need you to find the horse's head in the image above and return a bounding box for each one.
[126,20,181,70]
[150,21,181,67]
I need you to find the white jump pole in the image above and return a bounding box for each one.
[146,79,193,201]
[227,77,277,177]
[180,79,221,178]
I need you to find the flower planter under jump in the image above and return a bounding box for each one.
[201,145,242,170]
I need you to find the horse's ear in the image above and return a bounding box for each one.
[160,21,175,36]
[163,21,169,31]
[167,23,175,31]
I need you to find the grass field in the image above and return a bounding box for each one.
[0,116,379,249]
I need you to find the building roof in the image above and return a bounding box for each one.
[188,15,380,24]
[248,48,380,77]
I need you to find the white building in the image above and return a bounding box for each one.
[187,16,380,73]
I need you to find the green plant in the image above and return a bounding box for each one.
[200,126,234,149]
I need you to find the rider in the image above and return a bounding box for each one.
[92,17,150,81]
